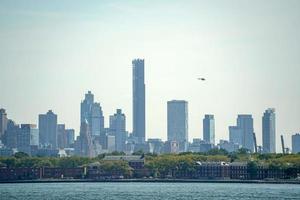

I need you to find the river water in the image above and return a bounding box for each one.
[0,182,299,200]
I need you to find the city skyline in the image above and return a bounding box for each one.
[1,1,300,151]
[0,68,298,151]
[1,90,296,153]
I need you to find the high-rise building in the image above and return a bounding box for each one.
[148,138,164,154]
[38,110,58,149]
[292,133,300,153]
[4,120,19,149]
[0,108,8,140]
[3,122,38,155]
[229,126,243,145]
[203,114,215,145]
[65,129,75,147]
[109,109,126,152]
[57,124,66,149]
[91,103,104,136]
[81,91,94,123]
[75,120,94,157]
[167,100,188,152]
[219,140,240,153]
[262,108,276,153]
[107,135,116,153]
[80,91,104,137]
[132,59,145,143]
[163,140,179,154]
[17,124,39,155]
[57,124,75,149]
[237,115,254,152]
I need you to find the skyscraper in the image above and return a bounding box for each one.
[80,91,104,137]
[106,135,116,153]
[109,109,126,152]
[17,124,38,155]
[203,114,215,145]
[38,110,58,149]
[65,129,75,147]
[57,124,66,149]
[75,120,94,157]
[262,108,276,153]
[81,91,94,123]
[132,59,145,143]
[4,120,19,149]
[237,115,254,152]
[0,108,8,140]
[292,133,300,153]
[167,100,188,152]
[229,126,243,145]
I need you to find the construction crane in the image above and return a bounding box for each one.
[253,132,258,153]
[281,135,285,154]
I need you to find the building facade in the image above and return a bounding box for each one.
[3,120,19,149]
[0,108,8,140]
[80,91,104,137]
[203,114,215,145]
[109,109,126,152]
[167,100,188,152]
[262,108,276,153]
[106,135,116,153]
[132,59,145,143]
[75,120,94,157]
[292,133,300,153]
[17,124,39,155]
[237,115,254,152]
[229,126,243,146]
[38,110,58,149]
[65,129,75,147]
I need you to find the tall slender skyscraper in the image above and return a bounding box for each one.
[167,100,188,152]
[203,114,215,145]
[39,110,58,149]
[80,91,104,137]
[237,115,254,152]
[132,59,145,143]
[0,108,8,140]
[57,124,66,149]
[262,108,276,153]
[109,109,126,152]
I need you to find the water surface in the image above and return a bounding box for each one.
[0,182,299,200]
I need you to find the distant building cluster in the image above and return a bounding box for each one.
[0,59,299,157]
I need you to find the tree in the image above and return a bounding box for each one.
[14,152,29,159]
[132,149,144,155]
[110,151,126,156]
[247,161,258,179]
[1,157,17,168]
[207,148,228,156]
[236,148,249,155]
[228,153,238,162]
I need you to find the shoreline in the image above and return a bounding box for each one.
[1,179,300,184]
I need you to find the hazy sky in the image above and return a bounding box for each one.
[0,0,299,151]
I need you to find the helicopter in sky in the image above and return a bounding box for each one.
[197,78,206,81]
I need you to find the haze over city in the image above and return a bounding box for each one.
[1,0,300,151]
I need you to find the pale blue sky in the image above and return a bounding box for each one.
[0,0,299,151]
